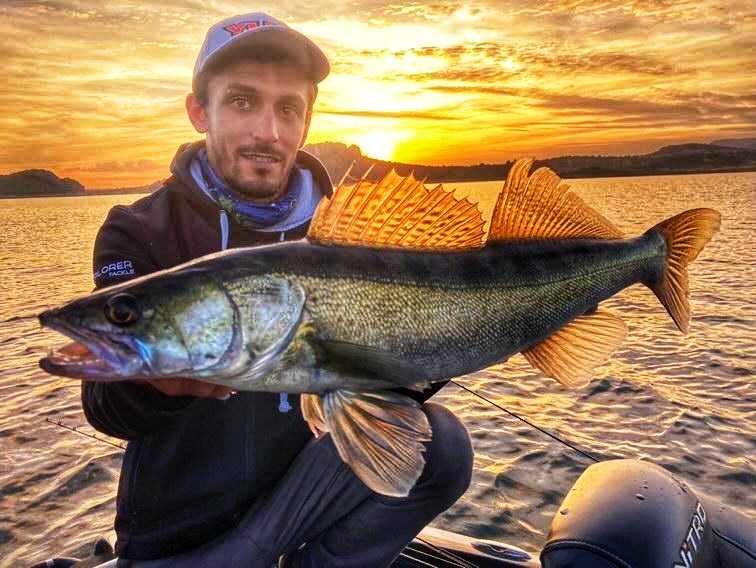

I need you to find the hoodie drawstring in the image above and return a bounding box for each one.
[220,210,230,251]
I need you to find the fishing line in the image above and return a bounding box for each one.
[450,379,599,464]
[44,381,585,564]
[409,536,479,567]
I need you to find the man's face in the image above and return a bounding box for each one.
[188,59,313,202]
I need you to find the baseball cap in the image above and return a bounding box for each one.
[193,13,330,94]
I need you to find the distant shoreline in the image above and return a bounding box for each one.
[1,165,754,199]
[0,189,150,199]
[3,139,755,198]
[429,165,756,183]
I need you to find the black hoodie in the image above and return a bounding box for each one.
[82,142,333,559]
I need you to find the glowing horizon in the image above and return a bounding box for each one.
[1,1,753,188]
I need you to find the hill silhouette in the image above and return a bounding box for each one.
[304,140,756,184]
[711,137,756,150]
[0,169,85,198]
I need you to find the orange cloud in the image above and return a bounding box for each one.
[0,1,753,187]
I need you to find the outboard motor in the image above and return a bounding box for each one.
[541,459,755,568]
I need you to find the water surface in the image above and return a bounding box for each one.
[0,172,753,565]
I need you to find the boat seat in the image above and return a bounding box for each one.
[540,459,755,568]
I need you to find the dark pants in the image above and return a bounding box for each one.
[119,402,473,568]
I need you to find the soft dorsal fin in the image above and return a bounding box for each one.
[308,169,486,250]
[522,310,627,387]
[489,159,623,241]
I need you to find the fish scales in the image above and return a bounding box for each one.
[210,233,666,388]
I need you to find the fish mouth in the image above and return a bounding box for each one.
[38,310,143,380]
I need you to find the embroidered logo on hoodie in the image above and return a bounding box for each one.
[94,259,135,280]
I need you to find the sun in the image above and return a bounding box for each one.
[349,130,408,162]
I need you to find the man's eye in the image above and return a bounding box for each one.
[232,97,251,111]
[281,105,300,118]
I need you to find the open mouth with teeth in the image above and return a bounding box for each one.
[38,310,144,380]
[240,151,281,163]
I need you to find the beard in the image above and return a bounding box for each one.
[227,167,284,200]
[222,144,293,202]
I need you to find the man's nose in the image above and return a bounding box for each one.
[252,107,279,143]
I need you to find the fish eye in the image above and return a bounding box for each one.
[105,293,140,326]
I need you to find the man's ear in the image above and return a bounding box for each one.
[186,93,208,134]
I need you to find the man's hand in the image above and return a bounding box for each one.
[143,378,234,399]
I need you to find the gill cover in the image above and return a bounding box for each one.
[210,275,307,386]
[164,276,238,373]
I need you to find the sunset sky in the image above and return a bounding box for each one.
[1,1,754,188]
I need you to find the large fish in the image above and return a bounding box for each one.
[38,159,720,496]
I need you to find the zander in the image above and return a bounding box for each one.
[39,159,721,496]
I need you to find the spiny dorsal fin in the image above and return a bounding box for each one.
[308,170,486,250]
[490,159,623,241]
[522,310,627,387]
[301,390,431,497]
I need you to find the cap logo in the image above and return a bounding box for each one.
[223,19,274,37]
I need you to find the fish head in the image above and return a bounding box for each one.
[38,267,242,381]
[39,261,307,387]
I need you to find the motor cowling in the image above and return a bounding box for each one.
[540,459,755,568]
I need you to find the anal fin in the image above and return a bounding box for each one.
[522,310,627,387]
[301,390,431,497]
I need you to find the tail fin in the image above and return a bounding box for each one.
[648,208,721,333]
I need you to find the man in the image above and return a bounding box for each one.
[83,12,473,567]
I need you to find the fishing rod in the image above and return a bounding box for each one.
[43,379,596,563]
[450,379,600,464]
[45,416,126,450]
[45,386,599,467]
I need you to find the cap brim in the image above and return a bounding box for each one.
[200,26,329,84]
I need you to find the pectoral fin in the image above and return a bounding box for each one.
[301,390,431,497]
[318,339,430,388]
[522,310,627,387]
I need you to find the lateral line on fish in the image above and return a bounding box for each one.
[295,256,658,291]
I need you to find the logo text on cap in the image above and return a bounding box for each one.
[224,20,274,37]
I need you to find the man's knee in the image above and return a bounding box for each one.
[419,402,473,506]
